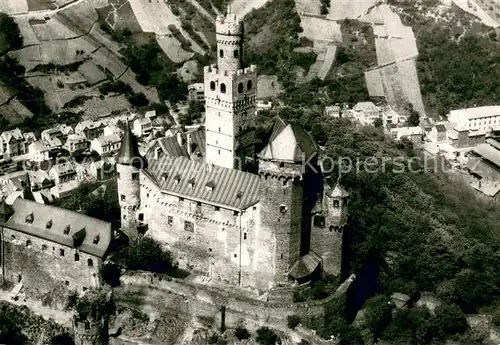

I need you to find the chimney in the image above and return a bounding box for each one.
[187,133,193,156]
[478,179,482,189]
[176,131,183,147]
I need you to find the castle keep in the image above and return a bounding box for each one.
[117,10,349,290]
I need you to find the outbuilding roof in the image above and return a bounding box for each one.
[2,198,112,258]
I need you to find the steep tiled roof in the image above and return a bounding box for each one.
[259,118,318,163]
[289,252,322,279]
[117,122,142,167]
[94,134,121,146]
[157,136,188,158]
[3,198,112,257]
[146,156,260,210]
[326,181,349,198]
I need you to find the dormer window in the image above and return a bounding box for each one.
[93,234,100,244]
[333,200,340,208]
[206,181,215,192]
[64,225,70,235]
[236,191,243,199]
[174,174,181,184]
[188,178,195,189]
[161,172,168,182]
[46,220,53,229]
[25,213,34,224]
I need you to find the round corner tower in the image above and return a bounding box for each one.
[116,121,143,239]
[216,9,244,73]
[73,314,107,345]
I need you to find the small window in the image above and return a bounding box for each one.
[60,249,65,256]
[75,253,80,261]
[123,215,127,220]
[11,235,15,240]
[88,259,93,267]
[25,213,34,224]
[333,200,340,208]
[238,83,243,93]
[26,240,31,247]
[247,80,252,90]
[280,205,287,214]
[93,235,100,244]
[117,172,120,179]
[220,83,226,94]
[209,248,212,252]
[215,206,220,211]
[244,233,247,240]
[233,49,239,58]
[184,220,194,232]
[210,81,216,91]
[64,226,70,235]
[132,173,138,180]
[168,215,173,226]
[234,254,237,258]
[234,211,239,216]
[121,195,126,201]
[138,213,144,221]
[82,287,88,292]
[42,244,47,250]
[46,220,53,229]
[218,127,221,132]
[219,49,224,58]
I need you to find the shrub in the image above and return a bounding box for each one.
[234,327,250,340]
[287,314,301,329]
[256,327,279,345]
[128,92,149,107]
[113,237,173,273]
[99,263,121,287]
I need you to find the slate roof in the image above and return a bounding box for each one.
[117,122,142,167]
[289,252,322,279]
[94,134,121,147]
[259,117,318,163]
[2,197,112,257]
[471,143,500,168]
[156,136,188,158]
[146,156,260,210]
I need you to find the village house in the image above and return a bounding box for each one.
[324,105,341,118]
[429,123,448,143]
[63,133,89,154]
[448,105,500,133]
[187,83,204,102]
[90,134,121,156]
[353,101,381,126]
[29,170,54,192]
[0,197,112,295]
[75,120,105,140]
[28,141,50,162]
[133,117,153,138]
[1,129,28,157]
[89,159,115,180]
[49,161,77,185]
[391,126,423,145]
[103,123,123,137]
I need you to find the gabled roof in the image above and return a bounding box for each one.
[259,117,318,163]
[94,134,121,147]
[326,181,349,199]
[289,252,322,279]
[146,156,260,210]
[2,198,112,257]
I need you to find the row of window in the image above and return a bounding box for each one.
[14,235,94,266]
[117,172,139,180]
[219,49,239,59]
[209,80,252,94]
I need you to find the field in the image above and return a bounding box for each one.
[295,0,321,13]
[327,0,378,20]
[230,0,271,18]
[0,0,28,14]
[156,35,194,63]
[299,15,342,42]
[27,0,57,11]
[257,75,283,98]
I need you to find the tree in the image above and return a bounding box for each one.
[255,327,279,345]
[373,118,383,128]
[287,315,301,329]
[234,327,250,340]
[363,295,394,341]
[99,263,121,287]
[0,13,23,54]
[128,92,149,107]
[0,314,26,345]
[430,304,467,340]
[113,237,173,273]
[407,110,420,126]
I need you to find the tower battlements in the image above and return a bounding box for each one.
[216,13,243,35]
[204,64,257,78]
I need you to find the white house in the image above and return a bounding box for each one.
[90,134,121,155]
[353,101,381,126]
[28,141,50,162]
[133,118,153,138]
[391,126,423,145]
[448,106,500,133]
[324,105,341,118]
[63,133,89,153]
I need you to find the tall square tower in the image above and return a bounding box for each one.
[204,9,257,169]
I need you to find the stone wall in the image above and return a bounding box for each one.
[1,226,101,298]
[140,172,275,290]
[117,163,140,237]
[121,272,355,338]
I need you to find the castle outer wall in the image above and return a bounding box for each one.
[0,226,101,297]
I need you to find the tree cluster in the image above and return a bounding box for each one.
[112,236,173,273]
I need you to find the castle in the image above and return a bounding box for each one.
[116,9,349,291]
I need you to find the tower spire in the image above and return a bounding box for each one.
[117,120,142,168]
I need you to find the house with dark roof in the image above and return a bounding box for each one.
[0,197,112,295]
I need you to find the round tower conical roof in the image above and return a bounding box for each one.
[117,121,143,168]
